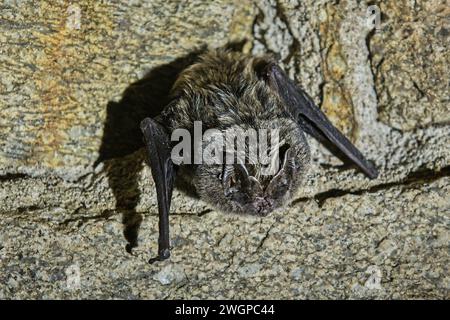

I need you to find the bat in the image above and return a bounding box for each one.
[140,49,378,263]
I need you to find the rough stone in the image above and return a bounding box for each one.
[0,176,448,299]
[0,0,449,299]
[369,1,450,130]
[0,0,255,175]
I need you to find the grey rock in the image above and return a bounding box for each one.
[153,264,186,286]
[237,263,263,278]
[0,0,449,299]
[369,1,450,130]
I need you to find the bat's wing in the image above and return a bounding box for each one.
[140,117,175,262]
[266,63,378,179]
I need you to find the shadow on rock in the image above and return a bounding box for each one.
[95,41,248,254]
[95,48,206,254]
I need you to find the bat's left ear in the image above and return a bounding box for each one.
[252,56,278,80]
[256,61,378,179]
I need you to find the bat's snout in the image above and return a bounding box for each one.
[251,196,274,216]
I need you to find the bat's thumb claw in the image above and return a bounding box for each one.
[159,248,171,260]
[148,249,171,264]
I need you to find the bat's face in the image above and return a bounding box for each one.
[141,50,378,262]
[140,50,379,262]
[193,119,310,216]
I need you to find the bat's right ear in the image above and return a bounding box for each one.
[140,117,175,262]
[253,56,278,80]
[259,63,378,179]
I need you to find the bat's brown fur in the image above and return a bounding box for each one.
[158,49,311,215]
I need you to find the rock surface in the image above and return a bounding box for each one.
[370,1,450,131]
[0,0,449,299]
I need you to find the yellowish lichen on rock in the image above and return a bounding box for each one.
[319,3,356,139]
[0,0,449,300]
[0,0,255,171]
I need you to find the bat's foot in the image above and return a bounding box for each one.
[148,248,170,264]
[125,243,134,254]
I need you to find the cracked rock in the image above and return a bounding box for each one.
[153,264,187,286]
[0,0,449,299]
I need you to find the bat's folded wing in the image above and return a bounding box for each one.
[266,64,378,179]
[140,117,175,262]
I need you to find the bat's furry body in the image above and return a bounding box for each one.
[140,49,378,261]
[160,50,310,215]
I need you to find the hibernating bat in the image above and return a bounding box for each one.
[140,49,378,263]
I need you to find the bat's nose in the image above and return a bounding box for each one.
[253,196,274,216]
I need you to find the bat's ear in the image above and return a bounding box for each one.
[265,147,297,198]
[252,56,278,80]
[258,62,378,179]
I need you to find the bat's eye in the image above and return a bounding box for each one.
[277,178,288,188]
[217,172,236,187]
[224,177,240,197]
[221,167,237,196]
[218,172,236,186]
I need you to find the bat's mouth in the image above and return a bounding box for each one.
[251,196,275,216]
[219,147,296,216]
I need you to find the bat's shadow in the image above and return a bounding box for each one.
[95,48,205,253]
[94,43,221,252]
[96,42,248,254]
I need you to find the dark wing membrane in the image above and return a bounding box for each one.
[267,64,378,179]
[140,117,175,262]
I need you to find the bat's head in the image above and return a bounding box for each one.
[193,118,310,216]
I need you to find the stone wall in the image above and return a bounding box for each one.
[0,0,448,299]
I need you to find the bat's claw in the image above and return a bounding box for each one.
[148,257,160,264]
[148,248,171,264]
